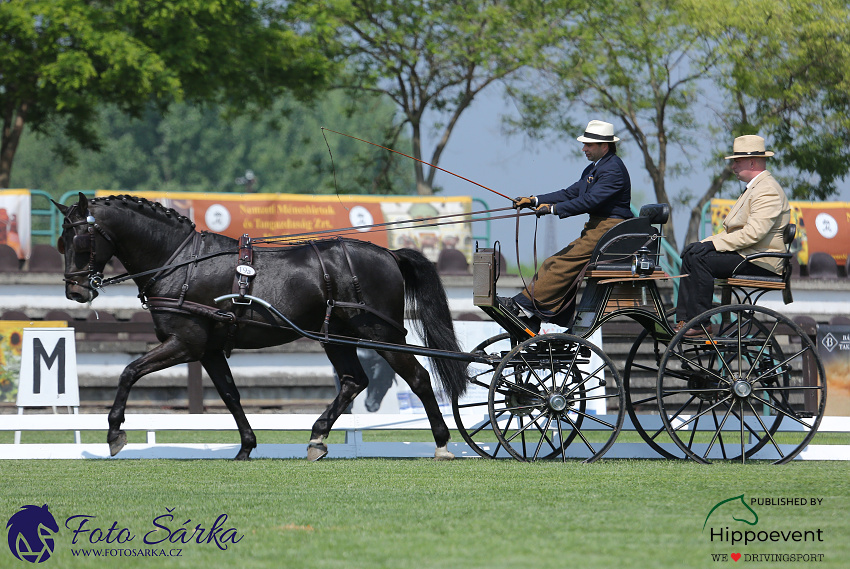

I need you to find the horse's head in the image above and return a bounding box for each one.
[53,192,117,303]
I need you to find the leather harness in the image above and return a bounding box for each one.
[147,237,406,356]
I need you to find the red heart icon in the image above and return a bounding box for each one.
[731,553,742,562]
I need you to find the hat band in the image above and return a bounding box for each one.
[731,151,766,156]
[582,131,614,142]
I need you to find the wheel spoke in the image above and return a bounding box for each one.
[704,402,734,458]
[556,417,566,463]
[532,415,554,461]
[746,399,784,459]
[743,319,781,382]
[516,353,552,396]
[561,412,596,455]
[670,349,730,385]
[747,346,812,386]
[567,408,616,430]
[673,395,733,431]
[504,410,547,443]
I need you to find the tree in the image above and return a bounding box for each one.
[292,0,578,195]
[507,0,723,251]
[11,91,413,195]
[0,0,333,188]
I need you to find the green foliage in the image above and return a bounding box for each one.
[708,0,850,200]
[0,0,333,186]
[10,91,414,195]
[291,0,578,194]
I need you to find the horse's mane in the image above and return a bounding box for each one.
[91,195,196,229]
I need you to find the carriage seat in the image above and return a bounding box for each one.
[717,223,796,305]
[585,203,669,278]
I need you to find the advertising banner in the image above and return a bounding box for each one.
[0,321,68,403]
[96,191,474,264]
[710,198,850,267]
[818,325,850,416]
[0,189,31,260]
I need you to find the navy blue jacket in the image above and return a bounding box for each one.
[536,152,633,219]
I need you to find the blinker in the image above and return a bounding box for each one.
[73,233,92,251]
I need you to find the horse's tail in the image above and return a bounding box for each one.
[393,248,468,398]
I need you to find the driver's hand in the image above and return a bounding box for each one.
[512,196,535,210]
[535,203,555,217]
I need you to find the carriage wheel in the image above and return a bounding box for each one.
[453,334,584,459]
[488,333,625,463]
[657,305,826,464]
[452,334,517,459]
[623,327,685,459]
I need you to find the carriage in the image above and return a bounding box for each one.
[55,194,826,464]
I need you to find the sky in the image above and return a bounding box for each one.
[418,87,850,264]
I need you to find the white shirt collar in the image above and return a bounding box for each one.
[746,170,770,190]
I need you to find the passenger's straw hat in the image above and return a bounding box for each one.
[577,120,620,143]
[724,135,774,160]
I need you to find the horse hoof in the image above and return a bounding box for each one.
[434,446,455,461]
[108,431,127,457]
[234,450,252,461]
[307,442,328,461]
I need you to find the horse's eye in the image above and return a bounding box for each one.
[56,237,65,254]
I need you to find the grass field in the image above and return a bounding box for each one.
[1,453,847,569]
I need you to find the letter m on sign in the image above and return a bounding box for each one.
[17,328,80,407]
[33,337,65,394]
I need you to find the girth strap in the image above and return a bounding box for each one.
[309,241,334,339]
[309,239,406,337]
[337,237,364,304]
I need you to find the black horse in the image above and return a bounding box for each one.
[54,193,468,460]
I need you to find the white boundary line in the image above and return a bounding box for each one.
[1,413,848,460]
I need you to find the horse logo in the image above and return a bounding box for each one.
[703,494,759,530]
[6,504,59,563]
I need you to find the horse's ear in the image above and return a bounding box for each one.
[78,192,88,211]
[51,199,69,215]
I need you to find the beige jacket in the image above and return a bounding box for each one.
[704,171,790,274]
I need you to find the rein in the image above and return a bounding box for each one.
[253,206,536,245]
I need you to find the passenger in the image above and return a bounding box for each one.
[501,119,633,332]
[675,135,790,336]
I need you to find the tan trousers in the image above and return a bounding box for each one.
[522,216,624,315]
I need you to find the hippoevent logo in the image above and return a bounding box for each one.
[5,504,244,563]
[6,505,59,563]
[703,493,826,563]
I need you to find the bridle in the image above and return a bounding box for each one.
[60,204,116,293]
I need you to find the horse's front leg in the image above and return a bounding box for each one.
[107,336,195,456]
[200,350,256,460]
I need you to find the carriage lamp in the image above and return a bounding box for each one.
[631,246,656,276]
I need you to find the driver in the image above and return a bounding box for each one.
[501,120,632,332]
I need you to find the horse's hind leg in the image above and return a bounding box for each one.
[107,336,195,456]
[309,345,369,460]
[378,350,454,460]
[201,350,256,460]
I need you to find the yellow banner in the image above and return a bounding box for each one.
[711,199,850,266]
[0,321,67,403]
